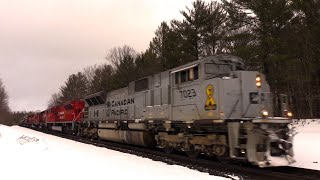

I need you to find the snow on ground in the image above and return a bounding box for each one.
[1,119,319,180]
[0,125,232,180]
[290,119,320,170]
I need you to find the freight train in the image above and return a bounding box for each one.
[21,54,296,168]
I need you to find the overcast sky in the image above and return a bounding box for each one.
[0,0,204,112]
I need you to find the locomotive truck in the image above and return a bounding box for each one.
[22,54,295,167]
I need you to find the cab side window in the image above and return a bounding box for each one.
[181,70,187,83]
[188,66,199,81]
[175,65,199,84]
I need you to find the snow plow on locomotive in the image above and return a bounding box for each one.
[21,54,296,168]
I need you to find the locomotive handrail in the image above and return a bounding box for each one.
[227,98,240,119]
[72,109,84,122]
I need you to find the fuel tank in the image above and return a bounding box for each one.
[97,129,155,147]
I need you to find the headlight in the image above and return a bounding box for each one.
[256,75,262,88]
[261,110,268,117]
[287,111,293,118]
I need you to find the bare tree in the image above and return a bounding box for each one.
[48,92,63,108]
[106,45,138,89]
[83,64,98,92]
[107,45,137,69]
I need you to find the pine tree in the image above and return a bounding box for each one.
[172,0,209,61]
[106,45,137,89]
[287,0,320,117]
[135,49,162,78]
[89,64,114,93]
[147,22,183,70]
[222,0,320,117]
[60,72,88,103]
[171,0,228,62]
[0,78,10,124]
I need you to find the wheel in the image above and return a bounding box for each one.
[213,145,227,157]
[186,150,200,158]
[186,145,200,158]
[163,146,174,154]
[213,145,229,163]
[161,141,174,154]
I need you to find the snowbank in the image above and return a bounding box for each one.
[0,125,230,180]
[291,119,320,133]
[290,119,320,170]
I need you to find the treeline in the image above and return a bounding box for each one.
[46,0,320,118]
[0,78,11,124]
[0,78,31,125]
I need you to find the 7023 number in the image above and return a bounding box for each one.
[179,89,197,98]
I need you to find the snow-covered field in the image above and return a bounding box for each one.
[0,125,231,180]
[0,120,319,180]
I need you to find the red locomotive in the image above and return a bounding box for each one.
[24,99,84,133]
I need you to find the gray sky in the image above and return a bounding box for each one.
[0,0,200,111]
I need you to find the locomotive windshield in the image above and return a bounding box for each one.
[205,63,231,75]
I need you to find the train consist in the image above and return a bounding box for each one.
[21,54,296,167]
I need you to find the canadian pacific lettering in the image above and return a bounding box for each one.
[105,97,133,117]
[111,109,128,116]
[106,109,128,117]
[106,97,135,108]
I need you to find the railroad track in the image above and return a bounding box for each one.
[31,128,320,180]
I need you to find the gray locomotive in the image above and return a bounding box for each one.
[82,54,295,167]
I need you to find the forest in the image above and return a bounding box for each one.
[1,0,319,125]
